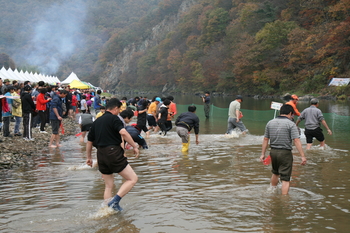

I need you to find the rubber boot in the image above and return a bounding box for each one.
[181,143,189,152]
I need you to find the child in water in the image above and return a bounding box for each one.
[78,111,94,143]
[120,108,148,149]
[157,99,171,136]
[96,106,106,119]
[136,100,150,138]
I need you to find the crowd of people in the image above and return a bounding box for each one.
[0,78,108,145]
[0,77,200,152]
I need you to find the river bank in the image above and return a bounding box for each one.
[0,118,77,169]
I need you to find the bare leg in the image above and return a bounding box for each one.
[69,109,73,119]
[80,131,86,143]
[319,140,325,149]
[281,181,290,195]
[270,174,279,186]
[153,125,159,133]
[49,134,56,147]
[55,134,61,147]
[117,164,138,197]
[103,174,115,200]
[306,143,312,150]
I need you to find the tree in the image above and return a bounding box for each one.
[0,53,16,70]
[255,20,298,51]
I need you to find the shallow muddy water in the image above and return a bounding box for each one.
[1,130,349,232]
[1,97,349,232]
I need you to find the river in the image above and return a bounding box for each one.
[0,96,349,232]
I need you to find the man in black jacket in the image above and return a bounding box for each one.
[21,85,36,140]
[175,105,200,152]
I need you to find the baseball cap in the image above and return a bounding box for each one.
[236,95,243,101]
[24,85,32,91]
[4,79,10,83]
[155,97,161,102]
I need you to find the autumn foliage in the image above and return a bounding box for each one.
[1,0,350,95]
[104,0,350,94]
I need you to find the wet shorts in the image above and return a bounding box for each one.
[304,127,324,144]
[51,120,60,135]
[270,148,293,181]
[81,123,92,132]
[97,145,128,175]
[147,115,157,127]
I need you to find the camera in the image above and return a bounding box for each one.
[200,95,205,98]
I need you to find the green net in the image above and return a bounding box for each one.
[175,104,350,135]
[177,104,284,121]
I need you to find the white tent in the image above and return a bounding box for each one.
[0,67,11,80]
[0,67,61,84]
[13,69,24,81]
[61,72,80,84]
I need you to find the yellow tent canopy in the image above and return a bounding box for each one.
[69,79,90,89]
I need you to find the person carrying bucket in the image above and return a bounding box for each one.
[260,104,306,195]
[175,105,200,152]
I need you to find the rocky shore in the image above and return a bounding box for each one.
[0,118,78,169]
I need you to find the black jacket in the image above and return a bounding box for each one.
[21,92,35,114]
[175,111,200,134]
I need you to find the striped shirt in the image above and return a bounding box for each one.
[264,116,300,151]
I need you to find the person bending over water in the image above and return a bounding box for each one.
[175,105,199,152]
[120,108,149,149]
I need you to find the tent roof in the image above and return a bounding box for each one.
[69,79,90,89]
[0,67,60,84]
[61,72,80,84]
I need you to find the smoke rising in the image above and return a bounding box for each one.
[16,0,87,74]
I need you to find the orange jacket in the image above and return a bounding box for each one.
[286,100,300,116]
[167,102,177,121]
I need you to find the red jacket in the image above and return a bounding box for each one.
[36,93,50,111]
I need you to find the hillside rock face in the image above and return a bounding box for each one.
[99,0,197,91]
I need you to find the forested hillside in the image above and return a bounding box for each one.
[103,0,350,95]
[1,0,350,96]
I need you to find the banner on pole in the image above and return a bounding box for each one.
[270,101,283,110]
